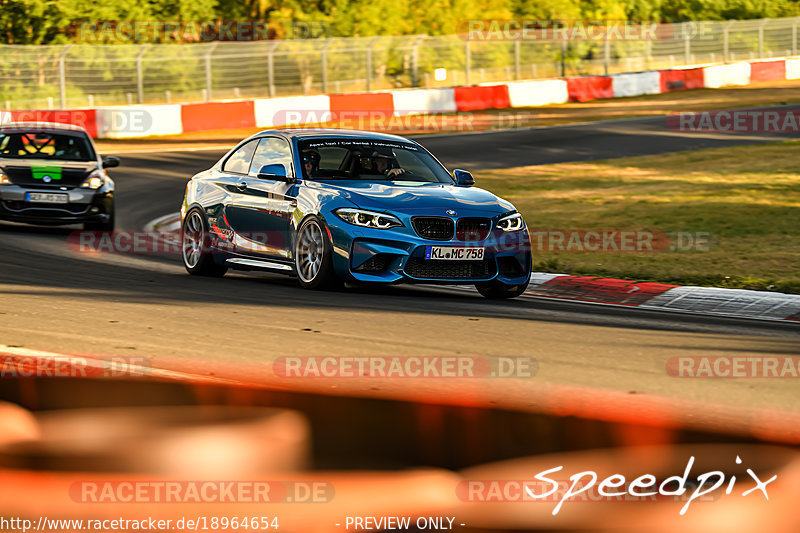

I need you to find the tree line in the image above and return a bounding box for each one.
[1,0,798,44]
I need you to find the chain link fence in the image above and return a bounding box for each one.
[2,17,799,110]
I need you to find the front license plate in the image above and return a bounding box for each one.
[425,246,485,261]
[26,192,69,204]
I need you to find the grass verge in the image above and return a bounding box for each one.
[478,140,800,293]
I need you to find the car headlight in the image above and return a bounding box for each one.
[0,168,10,185]
[497,212,525,232]
[80,170,106,190]
[335,208,403,229]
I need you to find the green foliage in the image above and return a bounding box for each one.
[3,0,799,45]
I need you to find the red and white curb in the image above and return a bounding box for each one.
[523,273,800,323]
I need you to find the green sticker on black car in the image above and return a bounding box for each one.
[32,166,62,182]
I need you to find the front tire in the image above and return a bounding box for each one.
[181,208,227,277]
[294,216,340,290]
[84,208,115,232]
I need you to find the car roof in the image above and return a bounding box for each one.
[0,121,89,134]
[256,128,414,143]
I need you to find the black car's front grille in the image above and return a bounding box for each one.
[1,200,89,214]
[456,217,491,241]
[411,217,454,240]
[404,258,495,280]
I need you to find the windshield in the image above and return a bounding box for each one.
[0,131,95,161]
[298,138,453,183]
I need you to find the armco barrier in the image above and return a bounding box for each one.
[611,71,661,97]
[9,56,800,139]
[6,109,98,138]
[453,85,511,111]
[389,88,457,116]
[329,92,394,121]
[253,95,331,128]
[787,58,800,79]
[703,62,751,88]
[505,80,568,107]
[181,101,255,133]
[96,105,182,138]
[750,59,787,81]
[660,67,705,92]
[567,76,613,102]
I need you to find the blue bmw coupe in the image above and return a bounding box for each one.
[180,129,531,298]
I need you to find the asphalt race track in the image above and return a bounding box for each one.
[1,111,798,439]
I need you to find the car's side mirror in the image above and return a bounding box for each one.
[257,164,293,183]
[454,169,475,186]
[102,156,121,169]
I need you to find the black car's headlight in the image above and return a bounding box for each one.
[497,212,525,232]
[335,208,403,229]
[80,169,106,190]
[0,168,10,185]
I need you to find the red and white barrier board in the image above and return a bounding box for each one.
[6,57,799,139]
[660,67,705,92]
[611,71,661,97]
[253,95,331,128]
[505,79,568,107]
[453,85,510,111]
[96,105,182,138]
[389,88,457,116]
[787,58,800,79]
[703,62,751,88]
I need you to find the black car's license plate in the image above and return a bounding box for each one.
[26,192,69,204]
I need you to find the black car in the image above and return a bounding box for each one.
[0,121,118,230]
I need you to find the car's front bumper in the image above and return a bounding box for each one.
[325,215,531,285]
[0,185,113,226]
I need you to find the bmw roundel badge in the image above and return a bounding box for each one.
[43,175,52,183]
[446,209,456,216]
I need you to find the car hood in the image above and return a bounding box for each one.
[311,180,515,216]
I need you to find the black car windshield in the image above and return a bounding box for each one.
[298,139,454,183]
[0,131,95,161]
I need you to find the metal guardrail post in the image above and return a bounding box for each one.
[411,36,424,87]
[465,38,471,85]
[58,45,72,109]
[684,23,692,64]
[366,37,378,91]
[758,20,766,58]
[204,43,218,102]
[603,35,610,75]
[267,41,279,98]
[514,40,520,80]
[321,38,333,93]
[136,44,149,104]
[723,21,730,62]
